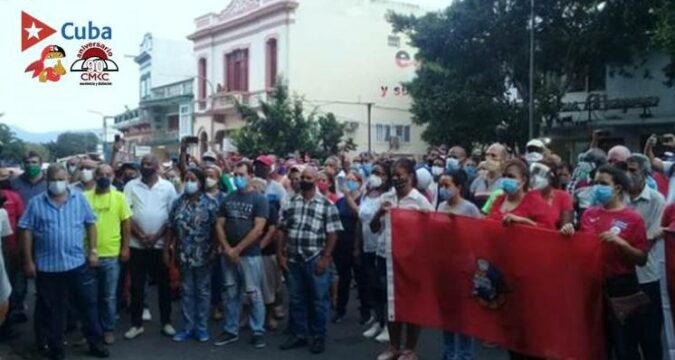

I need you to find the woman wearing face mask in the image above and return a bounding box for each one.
[436,169,481,360]
[371,158,433,360]
[165,167,219,342]
[357,162,391,340]
[561,165,648,359]
[332,170,364,324]
[317,171,338,204]
[530,161,574,229]
[487,160,555,230]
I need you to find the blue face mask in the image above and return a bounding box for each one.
[446,158,460,171]
[346,180,359,192]
[501,178,520,194]
[464,165,476,178]
[438,187,455,202]
[362,163,374,177]
[234,176,248,190]
[593,185,614,205]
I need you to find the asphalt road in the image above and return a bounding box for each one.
[0,285,509,360]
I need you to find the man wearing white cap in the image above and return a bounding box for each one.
[525,139,546,164]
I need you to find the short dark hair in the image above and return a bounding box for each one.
[24,151,42,162]
[393,157,417,187]
[538,160,559,188]
[596,164,631,193]
[235,161,254,175]
[444,169,468,191]
[503,159,530,191]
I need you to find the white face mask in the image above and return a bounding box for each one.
[67,165,77,175]
[81,169,94,182]
[525,152,544,163]
[205,178,218,189]
[184,181,200,195]
[530,175,549,191]
[48,180,67,196]
[367,175,382,189]
[431,166,444,177]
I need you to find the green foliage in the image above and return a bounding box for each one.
[46,132,99,159]
[389,0,671,149]
[0,124,27,163]
[232,81,356,159]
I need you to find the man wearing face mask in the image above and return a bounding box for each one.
[254,155,288,206]
[84,165,132,345]
[214,162,269,349]
[8,151,46,326]
[72,159,98,193]
[123,155,178,340]
[625,154,665,360]
[446,146,467,170]
[278,167,342,354]
[524,139,546,164]
[470,144,507,209]
[113,162,140,192]
[19,164,109,360]
[66,157,81,184]
[201,151,217,168]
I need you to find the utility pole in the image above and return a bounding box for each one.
[528,0,535,139]
[366,103,374,154]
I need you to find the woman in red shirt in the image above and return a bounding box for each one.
[561,165,648,359]
[530,161,573,229]
[487,159,555,230]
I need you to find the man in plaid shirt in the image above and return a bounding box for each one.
[278,167,342,354]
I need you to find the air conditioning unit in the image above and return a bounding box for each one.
[389,136,400,150]
[344,121,359,133]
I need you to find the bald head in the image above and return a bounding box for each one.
[448,146,467,162]
[486,143,508,162]
[95,164,114,177]
[608,146,631,165]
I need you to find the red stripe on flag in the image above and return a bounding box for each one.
[390,209,604,359]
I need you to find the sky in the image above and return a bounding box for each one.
[0,0,450,135]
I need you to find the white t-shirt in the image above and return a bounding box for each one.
[124,178,178,249]
[0,209,13,302]
[375,189,433,258]
[358,194,384,254]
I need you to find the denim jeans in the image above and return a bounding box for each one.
[288,255,331,339]
[35,264,103,355]
[222,256,266,336]
[95,258,120,332]
[443,331,474,360]
[181,265,212,332]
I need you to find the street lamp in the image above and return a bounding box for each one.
[528,0,535,139]
[88,110,114,156]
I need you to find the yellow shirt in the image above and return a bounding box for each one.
[84,189,132,257]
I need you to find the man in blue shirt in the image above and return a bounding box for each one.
[19,164,109,360]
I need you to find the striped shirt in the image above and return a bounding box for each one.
[18,190,96,272]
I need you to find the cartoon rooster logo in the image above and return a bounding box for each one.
[24,45,67,83]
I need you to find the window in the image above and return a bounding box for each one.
[226,49,249,92]
[198,58,207,109]
[376,124,411,143]
[179,104,192,138]
[266,38,278,88]
[167,115,179,132]
[140,74,151,99]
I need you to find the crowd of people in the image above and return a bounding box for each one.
[0,130,674,360]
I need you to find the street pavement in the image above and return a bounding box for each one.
[0,284,508,360]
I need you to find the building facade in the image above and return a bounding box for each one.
[113,33,195,161]
[187,0,429,156]
[543,52,675,160]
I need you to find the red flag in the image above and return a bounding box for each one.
[389,209,604,359]
[21,11,56,52]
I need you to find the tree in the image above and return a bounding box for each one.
[47,132,99,159]
[232,81,356,159]
[389,0,670,150]
[0,123,26,164]
[653,1,675,85]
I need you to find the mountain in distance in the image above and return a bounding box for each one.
[9,125,98,143]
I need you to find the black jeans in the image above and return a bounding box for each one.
[635,281,662,360]
[129,248,171,327]
[35,264,103,356]
[357,253,377,320]
[334,234,361,317]
[374,256,388,327]
[604,273,642,360]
